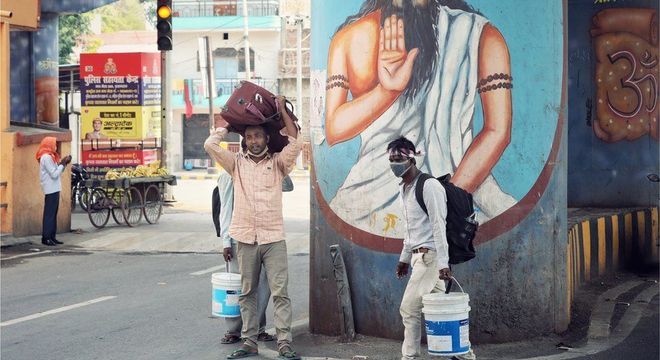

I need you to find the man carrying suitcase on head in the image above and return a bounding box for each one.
[205,95,302,360]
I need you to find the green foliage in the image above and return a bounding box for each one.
[142,0,157,29]
[59,14,92,64]
[93,0,147,33]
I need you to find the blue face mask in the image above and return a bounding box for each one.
[390,160,412,177]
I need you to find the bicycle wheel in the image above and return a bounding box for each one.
[143,184,163,224]
[110,188,125,225]
[78,186,90,212]
[71,182,78,211]
[121,186,143,227]
[87,188,110,229]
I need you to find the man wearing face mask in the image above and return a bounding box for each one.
[387,136,475,360]
[204,95,303,360]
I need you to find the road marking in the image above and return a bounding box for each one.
[190,265,226,276]
[0,296,117,327]
[1,251,52,261]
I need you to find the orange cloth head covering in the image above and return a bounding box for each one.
[35,137,61,164]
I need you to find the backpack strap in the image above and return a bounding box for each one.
[414,173,433,216]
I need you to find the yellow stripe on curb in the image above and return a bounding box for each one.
[612,215,619,268]
[637,211,646,256]
[582,221,591,281]
[574,226,581,283]
[598,217,606,276]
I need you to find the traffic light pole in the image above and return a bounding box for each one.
[161,50,174,201]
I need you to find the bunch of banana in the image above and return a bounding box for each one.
[119,169,133,178]
[104,163,169,179]
[148,161,161,170]
[133,165,150,177]
[105,170,120,180]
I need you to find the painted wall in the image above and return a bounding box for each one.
[567,0,659,207]
[310,0,566,342]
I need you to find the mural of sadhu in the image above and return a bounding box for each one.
[312,0,562,243]
[325,0,515,232]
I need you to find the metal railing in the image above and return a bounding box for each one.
[172,0,279,17]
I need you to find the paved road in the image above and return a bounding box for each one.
[1,250,309,360]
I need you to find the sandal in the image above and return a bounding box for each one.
[278,345,301,360]
[226,345,258,359]
[257,332,276,342]
[221,334,241,344]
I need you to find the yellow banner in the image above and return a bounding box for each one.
[81,106,161,140]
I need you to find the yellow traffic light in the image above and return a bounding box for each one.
[157,5,171,19]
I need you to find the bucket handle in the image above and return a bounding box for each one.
[445,276,465,294]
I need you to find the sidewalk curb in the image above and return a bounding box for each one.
[515,280,659,360]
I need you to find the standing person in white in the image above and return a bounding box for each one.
[36,137,71,246]
[214,170,274,344]
[388,136,475,360]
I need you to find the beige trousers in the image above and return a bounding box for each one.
[237,240,292,349]
[399,251,475,360]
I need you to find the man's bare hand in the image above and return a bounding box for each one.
[378,14,419,92]
[223,247,233,262]
[396,261,410,279]
[275,95,287,110]
[439,268,452,280]
[60,155,72,166]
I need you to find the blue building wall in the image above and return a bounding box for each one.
[567,0,659,207]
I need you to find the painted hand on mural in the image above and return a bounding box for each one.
[378,15,419,92]
[590,8,659,142]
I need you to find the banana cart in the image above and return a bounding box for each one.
[83,175,177,228]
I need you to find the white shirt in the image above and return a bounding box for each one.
[398,173,449,270]
[217,171,235,249]
[39,154,64,195]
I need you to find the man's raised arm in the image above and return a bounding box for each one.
[275,95,302,174]
[204,127,236,174]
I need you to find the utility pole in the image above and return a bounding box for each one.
[295,16,304,169]
[198,36,217,174]
[296,17,303,120]
[202,36,215,133]
[160,50,174,201]
[242,0,251,80]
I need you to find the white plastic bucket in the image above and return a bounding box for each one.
[422,292,471,357]
[211,272,242,317]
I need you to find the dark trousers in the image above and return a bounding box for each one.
[42,192,60,241]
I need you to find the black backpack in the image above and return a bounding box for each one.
[414,173,478,265]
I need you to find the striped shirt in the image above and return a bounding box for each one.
[204,130,302,245]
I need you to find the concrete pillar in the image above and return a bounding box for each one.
[309,0,567,343]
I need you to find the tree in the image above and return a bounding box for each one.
[94,0,147,33]
[142,0,157,29]
[59,14,92,64]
